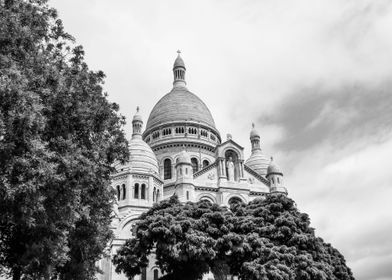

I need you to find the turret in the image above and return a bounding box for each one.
[174,148,195,202]
[112,107,163,213]
[266,157,287,194]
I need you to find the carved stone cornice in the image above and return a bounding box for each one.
[244,164,270,186]
[195,186,219,192]
[249,191,267,196]
[193,161,218,178]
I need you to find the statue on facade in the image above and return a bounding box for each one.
[227,157,235,181]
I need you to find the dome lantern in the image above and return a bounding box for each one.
[132,106,143,138]
[250,123,261,152]
[173,50,186,88]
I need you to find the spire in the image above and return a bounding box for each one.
[250,122,261,152]
[132,106,143,138]
[173,50,186,88]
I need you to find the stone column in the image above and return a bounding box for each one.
[148,176,153,203]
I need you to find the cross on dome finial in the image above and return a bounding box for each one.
[136,106,139,113]
[252,122,255,128]
[177,50,181,55]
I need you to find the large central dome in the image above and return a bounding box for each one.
[142,51,221,164]
[145,86,216,132]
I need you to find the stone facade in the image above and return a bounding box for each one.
[100,52,287,280]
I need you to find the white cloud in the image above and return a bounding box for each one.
[50,0,392,278]
[286,138,392,279]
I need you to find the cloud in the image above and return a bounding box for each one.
[262,81,392,152]
[282,123,392,280]
[49,0,392,279]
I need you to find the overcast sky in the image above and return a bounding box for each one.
[50,0,392,279]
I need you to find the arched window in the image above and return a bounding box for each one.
[122,184,126,200]
[186,191,189,200]
[200,197,214,204]
[141,184,146,200]
[116,185,120,201]
[277,177,280,184]
[154,269,159,280]
[153,187,156,202]
[164,159,172,180]
[191,158,198,174]
[156,189,160,202]
[202,160,209,168]
[271,177,274,184]
[163,128,172,136]
[134,183,139,199]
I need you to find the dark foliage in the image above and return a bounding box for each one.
[113,195,354,280]
[0,0,129,279]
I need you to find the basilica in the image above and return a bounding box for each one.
[98,52,288,280]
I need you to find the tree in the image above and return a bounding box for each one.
[113,195,354,280]
[228,194,354,280]
[0,0,129,279]
[113,196,229,280]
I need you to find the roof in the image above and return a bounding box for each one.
[176,149,191,165]
[245,150,270,176]
[173,55,185,69]
[145,87,216,132]
[126,138,159,174]
[267,158,283,175]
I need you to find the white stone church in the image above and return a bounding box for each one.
[98,52,287,280]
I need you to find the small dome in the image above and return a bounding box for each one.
[267,158,283,175]
[176,149,191,165]
[126,138,159,174]
[245,150,270,176]
[133,106,142,122]
[250,123,259,138]
[173,52,185,69]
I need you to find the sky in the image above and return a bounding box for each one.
[50,0,392,279]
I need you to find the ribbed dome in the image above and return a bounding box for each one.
[245,150,270,176]
[127,138,159,174]
[145,87,216,131]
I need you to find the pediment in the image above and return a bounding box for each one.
[193,162,218,183]
[216,139,244,159]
